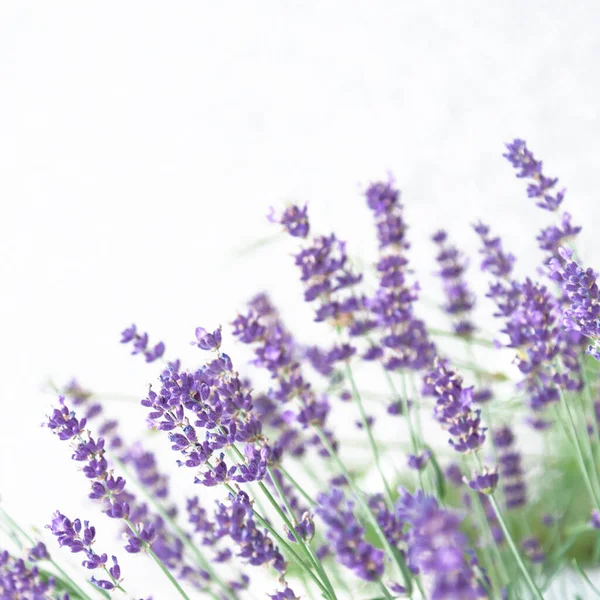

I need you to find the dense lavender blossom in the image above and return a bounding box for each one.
[362,179,436,372]
[549,247,600,360]
[0,548,69,600]
[233,292,336,459]
[316,489,385,581]
[503,139,565,212]
[214,491,286,573]
[142,337,276,486]
[425,360,486,453]
[48,511,124,592]
[432,230,476,337]
[467,467,499,495]
[397,489,487,599]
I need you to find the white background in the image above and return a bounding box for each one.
[1,2,599,598]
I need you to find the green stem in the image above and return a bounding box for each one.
[344,361,395,507]
[559,388,600,510]
[264,468,337,600]
[0,506,98,600]
[312,425,413,597]
[116,460,227,599]
[486,494,543,600]
[573,558,600,597]
[122,518,190,600]
[277,465,317,506]
[377,579,394,600]
[221,482,331,599]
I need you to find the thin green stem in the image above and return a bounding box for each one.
[559,388,600,510]
[312,425,413,597]
[122,518,190,600]
[573,558,600,597]
[486,494,543,600]
[264,467,337,600]
[377,579,394,600]
[116,460,227,599]
[221,482,331,598]
[0,506,97,600]
[344,361,395,507]
[277,465,316,506]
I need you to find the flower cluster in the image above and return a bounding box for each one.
[362,178,436,372]
[214,491,286,574]
[432,230,476,337]
[121,323,166,363]
[0,547,69,600]
[142,331,277,486]
[503,138,565,212]
[493,426,527,509]
[315,489,385,581]
[550,247,600,360]
[48,511,124,592]
[425,360,486,453]
[397,489,488,599]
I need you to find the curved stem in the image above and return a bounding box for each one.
[312,425,413,597]
[0,506,97,600]
[559,388,600,510]
[486,493,543,599]
[123,518,190,600]
[263,468,337,600]
[344,361,395,507]
[116,460,228,599]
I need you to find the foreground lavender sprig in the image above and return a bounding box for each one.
[48,512,125,593]
[550,246,600,360]
[45,398,191,599]
[315,489,384,582]
[397,489,487,599]
[0,547,70,600]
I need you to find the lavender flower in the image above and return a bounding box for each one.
[432,230,476,337]
[494,426,527,509]
[48,511,124,592]
[214,491,285,573]
[362,178,436,373]
[142,339,275,486]
[397,489,487,599]
[121,324,166,363]
[503,139,565,212]
[268,204,310,239]
[425,360,486,453]
[549,247,600,359]
[467,467,499,495]
[315,489,385,582]
[0,548,68,599]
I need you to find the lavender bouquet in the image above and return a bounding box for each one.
[2,139,600,599]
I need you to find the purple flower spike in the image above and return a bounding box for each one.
[316,489,385,582]
[549,248,600,357]
[268,204,309,238]
[120,323,166,363]
[396,489,487,598]
[432,230,476,337]
[425,360,486,453]
[48,511,124,592]
[503,139,565,212]
[194,326,223,351]
[467,466,499,495]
